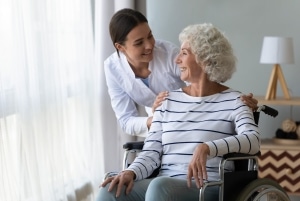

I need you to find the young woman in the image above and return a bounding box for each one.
[104,8,258,136]
[98,23,260,201]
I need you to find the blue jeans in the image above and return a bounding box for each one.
[96,176,219,201]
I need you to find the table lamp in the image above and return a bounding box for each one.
[260,36,294,100]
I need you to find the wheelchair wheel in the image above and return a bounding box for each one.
[235,178,290,201]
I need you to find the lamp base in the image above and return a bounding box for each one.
[265,64,291,100]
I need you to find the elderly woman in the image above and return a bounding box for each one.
[96,23,260,201]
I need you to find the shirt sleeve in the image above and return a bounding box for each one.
[104,60,148,136]
[126,106,164,180]
[205,98,260,158]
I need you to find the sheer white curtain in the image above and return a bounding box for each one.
[0,0,104,200]
[94,0,138,174]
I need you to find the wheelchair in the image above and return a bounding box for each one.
[110,105,290,201]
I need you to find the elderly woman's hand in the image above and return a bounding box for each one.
[240,93,258,111]
[152,91,169,113]
[187,143,210,189]
[100,170,135,197]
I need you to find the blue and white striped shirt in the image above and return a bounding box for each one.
[127,88,260,181]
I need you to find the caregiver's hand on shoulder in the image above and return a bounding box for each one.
[152,91,169,113]
[100,170,136,197]
[240,93,258,111]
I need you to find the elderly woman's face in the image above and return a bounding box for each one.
[176,41,202,82]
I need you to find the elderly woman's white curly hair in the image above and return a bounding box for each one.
[178,23,237,83]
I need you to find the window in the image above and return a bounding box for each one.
[0,0,104,200]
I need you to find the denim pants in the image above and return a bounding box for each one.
[96,176,219,201]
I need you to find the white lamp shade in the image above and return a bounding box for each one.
[260,36,294,64]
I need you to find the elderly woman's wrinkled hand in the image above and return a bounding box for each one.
[187,143,210,189]
[100,170,135,197]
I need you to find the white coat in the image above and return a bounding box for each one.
[104,40,186,136]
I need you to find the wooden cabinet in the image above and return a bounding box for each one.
[258,139,300,195]
[256,96,300,196]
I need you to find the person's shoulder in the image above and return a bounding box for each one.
[104,51,118,63]
[223,88,246,105]
[161,89,184,107]
[155,39,179,52]
[228,88,242,94]
[155,39,177,46]
[168,88,184,97]
[104,51,121,70]
[219,88,242,100]
[221,88,241,95]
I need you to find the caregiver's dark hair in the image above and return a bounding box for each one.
[109,8,148,57]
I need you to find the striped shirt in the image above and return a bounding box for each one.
[127,88,260,181]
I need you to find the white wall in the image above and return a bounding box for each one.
[147,0,300,139]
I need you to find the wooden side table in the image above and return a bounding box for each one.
[258,138,300,195]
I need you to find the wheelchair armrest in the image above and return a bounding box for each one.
[222,152,261,172]
[123,141,144,150]
[223,152,261,159]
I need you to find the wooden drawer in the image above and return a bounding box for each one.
[258,139,300,194]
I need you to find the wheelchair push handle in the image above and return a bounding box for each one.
[256,105,278,118]
[253,105,278,125]
[123,141,144,150]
